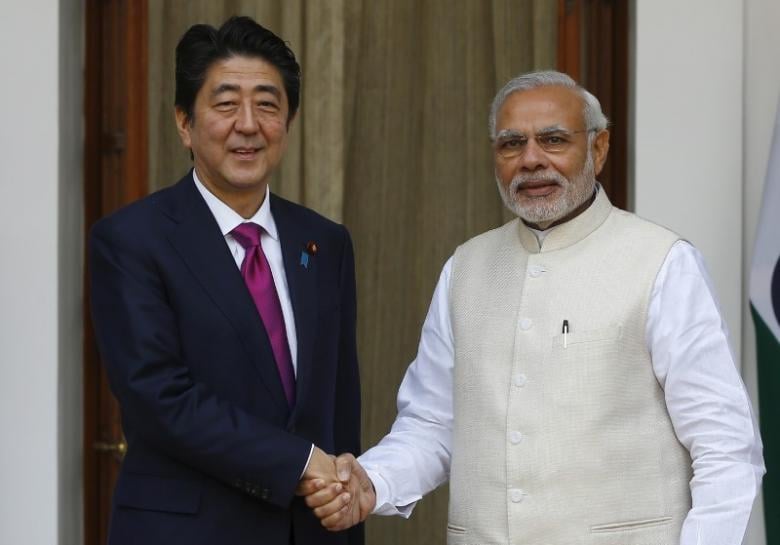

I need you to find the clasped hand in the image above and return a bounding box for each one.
[297,447,375,531]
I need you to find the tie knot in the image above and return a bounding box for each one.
[231,222,263,249]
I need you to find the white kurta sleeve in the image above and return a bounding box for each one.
[359,258,455,517]
[647,240,765,545]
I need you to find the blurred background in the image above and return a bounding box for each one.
[0,1,777,544]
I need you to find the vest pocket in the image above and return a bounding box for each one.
[590,515,672,533]
[551,324,622,348]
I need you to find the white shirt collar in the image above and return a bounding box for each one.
[192,169,279,241]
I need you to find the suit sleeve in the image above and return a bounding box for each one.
[89,219,312,508]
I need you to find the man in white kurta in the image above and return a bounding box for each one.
[300,71,764,545]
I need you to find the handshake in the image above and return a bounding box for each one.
[296,447,377,531]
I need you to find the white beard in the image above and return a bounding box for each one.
[496,151,596,224]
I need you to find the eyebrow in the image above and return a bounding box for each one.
[535,125,571,135]
[495,128,523,140]
[495,125,573,141]
[210,83,282,100]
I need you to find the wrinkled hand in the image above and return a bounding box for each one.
[297,453,376,531]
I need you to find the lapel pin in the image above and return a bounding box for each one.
[300,241,317,269]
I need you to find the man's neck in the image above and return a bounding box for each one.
[194,167,267,219]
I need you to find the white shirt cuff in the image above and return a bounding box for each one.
[299,444,315,479]
[365,468,417,518]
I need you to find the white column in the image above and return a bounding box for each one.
[633,0,744,354]
[0,1,83,544]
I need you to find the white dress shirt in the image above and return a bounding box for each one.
[193,171,315,474]
[193,170,298,373]
[360,239,765,545]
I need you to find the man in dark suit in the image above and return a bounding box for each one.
[89,16,366,545]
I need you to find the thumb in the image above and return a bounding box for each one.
[335,454,355,482]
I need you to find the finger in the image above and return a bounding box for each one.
[321,500,353,530]
[303,482,342,508]
[295,478,325,496]
[313,492,351,520]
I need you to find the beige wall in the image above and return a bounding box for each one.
[634,1,780,544]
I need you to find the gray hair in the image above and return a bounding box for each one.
[488,70,609,139]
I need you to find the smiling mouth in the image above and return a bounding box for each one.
[515,180,561,198]
[231,147,262,159]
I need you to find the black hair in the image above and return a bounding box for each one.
[174,16,300,125]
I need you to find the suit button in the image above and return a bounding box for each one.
[260,488,270,500]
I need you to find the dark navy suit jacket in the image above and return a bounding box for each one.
[89,173,363,545]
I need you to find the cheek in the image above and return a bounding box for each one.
[259,114,287,140]
[552,152,586,179]
[206,120,233,143]
[495,160,515,185]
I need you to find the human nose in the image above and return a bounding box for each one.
[517,138,549,171]
[234,102,259,135]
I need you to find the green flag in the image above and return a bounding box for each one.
[751,101,780,544]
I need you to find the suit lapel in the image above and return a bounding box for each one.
[161,175,289,410]
[271,195,318,422]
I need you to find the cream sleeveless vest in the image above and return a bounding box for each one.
[447,189,692,545]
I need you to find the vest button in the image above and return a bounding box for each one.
[509,431,523,444]
[513,373,528,387]
[528,266,543,278]
[519,318,532,331]
[510,489,525,503]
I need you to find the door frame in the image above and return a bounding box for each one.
[83,1,148,543]
[558,0,629,209]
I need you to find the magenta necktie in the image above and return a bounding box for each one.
[231,223,296,406]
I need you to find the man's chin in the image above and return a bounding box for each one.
[222,168,269,191]
[514,201,566,225]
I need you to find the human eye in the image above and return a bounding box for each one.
[256,96,280,112]
[540,133,567,145]
[538,132,571,150]
[499,136,526,151]
[214,99,237,112]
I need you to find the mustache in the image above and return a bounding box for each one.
[509,171,568,190]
